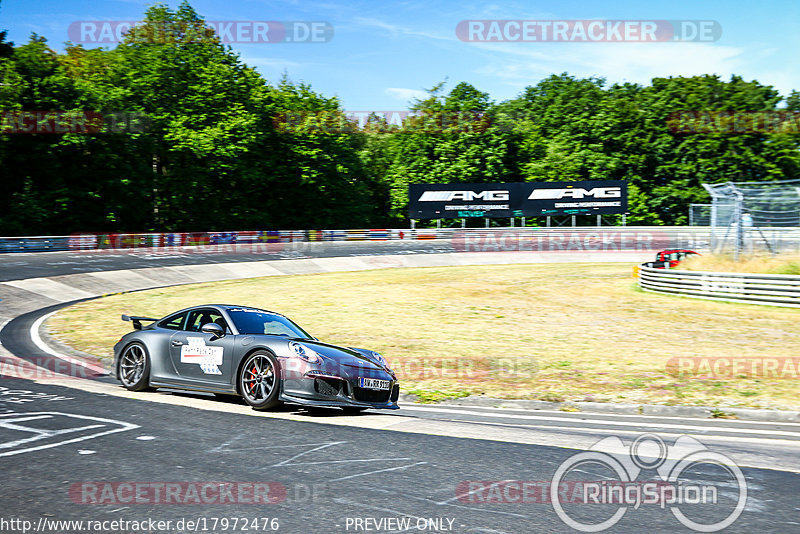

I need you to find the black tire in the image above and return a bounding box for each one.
[239,350,282,410]
[118,342,153,392]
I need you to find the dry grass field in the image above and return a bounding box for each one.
[681,252,800,275]
[48,263,800,410]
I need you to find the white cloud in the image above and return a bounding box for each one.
[385,87,429,103]
[352,17,454,42]
[472,41,747,88]
[245,57,304,69]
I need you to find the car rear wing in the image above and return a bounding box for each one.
[121,314,159,330]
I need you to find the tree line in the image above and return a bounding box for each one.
[2,1,799,235]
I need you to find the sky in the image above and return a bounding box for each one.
[2,0,800,111]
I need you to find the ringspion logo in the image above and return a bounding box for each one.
[550,434,746,532]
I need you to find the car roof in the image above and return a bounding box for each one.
[193,304,285,316]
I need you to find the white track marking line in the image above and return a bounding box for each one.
[401,404,800,427]
[399,405,800,437]
[30,311,107,375]
[0,414,52,424]
[0,412,138,457]
[0,422,105,449]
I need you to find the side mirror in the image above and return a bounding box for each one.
[201,323,225,339]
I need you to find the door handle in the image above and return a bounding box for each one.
[171,340,183,346]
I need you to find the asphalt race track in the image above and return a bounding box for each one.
[1,245,800,533]
[0,240,456,282]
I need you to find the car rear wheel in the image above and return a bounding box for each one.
[239,351,281,410]
[119,342,152,392]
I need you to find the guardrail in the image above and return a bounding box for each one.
[0,230,409,253]
[0,227,718,254]
[0,236,71,253]
[638,265,800,308]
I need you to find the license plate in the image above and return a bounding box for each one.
[359,377,390,390]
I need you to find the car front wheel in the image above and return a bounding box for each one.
[239,351,282,410]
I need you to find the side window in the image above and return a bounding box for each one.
[263,319,298,336]
[159,312,187,330]
[186,309,230,333]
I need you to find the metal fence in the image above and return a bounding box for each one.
[703,179,800,258]
[638,265,800,308]
[689,203,712,226]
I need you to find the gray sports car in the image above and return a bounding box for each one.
[112,304,399,412]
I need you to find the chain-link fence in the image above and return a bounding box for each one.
[689,204,712,226]
[703,179,800,258]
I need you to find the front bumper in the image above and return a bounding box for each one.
[280,373,400,410]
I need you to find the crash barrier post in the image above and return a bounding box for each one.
[638,265,800,308]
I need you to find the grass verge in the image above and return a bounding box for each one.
[680,252,800,275]
[48,263,800,410]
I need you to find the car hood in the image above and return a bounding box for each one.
[295,339,387,372]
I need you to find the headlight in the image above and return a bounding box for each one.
[370,351,387,367]
[290,342,321,363]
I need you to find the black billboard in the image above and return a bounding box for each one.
[520,180,628,216]
[408,180,627,219]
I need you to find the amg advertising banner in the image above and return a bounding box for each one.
[408,180,628,219]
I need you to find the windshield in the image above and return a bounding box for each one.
[226,308,311,338]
